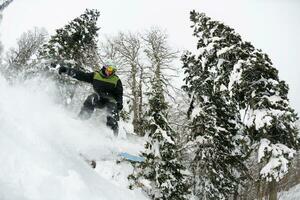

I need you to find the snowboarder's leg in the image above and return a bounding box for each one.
[78,93,100,120]
[106,102,119,136]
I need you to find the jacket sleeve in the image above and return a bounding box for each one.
[67,68,94,84]
[115,79,123,105]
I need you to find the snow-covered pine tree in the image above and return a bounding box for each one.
[129,33,189,198]
[40,9,100,69]
[181,11,248,198]
[129,75,190,200]
[40,9,100,106]
[236,47,299,200]
[182,10,299,200]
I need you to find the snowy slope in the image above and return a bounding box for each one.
[279,184,300,200]
[0,74,148,200]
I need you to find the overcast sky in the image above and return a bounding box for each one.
[1,0,299,114]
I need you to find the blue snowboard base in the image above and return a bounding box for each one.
[118,152,145,162]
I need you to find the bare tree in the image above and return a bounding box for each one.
[142,27,178,100]
[0,0,13,12]
[142,27,180,133]
[0,0,14,65]
[99,36,123,66]
[100,32,146,135]
[115,32,144,134]
[7,27,47,66]
[5,27,47,81]
[99,28,179,135]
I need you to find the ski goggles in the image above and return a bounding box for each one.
[104,65,116,73]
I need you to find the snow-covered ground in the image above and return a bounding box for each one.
[0,73,148,200]
[279,184,300,200]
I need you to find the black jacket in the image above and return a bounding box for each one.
[68,68,123,106]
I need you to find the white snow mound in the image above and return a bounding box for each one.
[0,74,147,200]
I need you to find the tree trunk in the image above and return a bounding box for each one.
[257,180,262,200]
[233,186,239,200]
[138,67,144,135]
[131,64,139,134]
[268,180,277,200]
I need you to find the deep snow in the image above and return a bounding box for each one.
[0,73,148,200]
[279,184,300,200]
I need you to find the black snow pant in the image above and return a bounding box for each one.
[78,93,119,136]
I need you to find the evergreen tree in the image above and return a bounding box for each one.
[40,9,100,70]
[40,9,100,106]
[182,11,249,199]
[237,47,299,200]
[182,10,299,199]
[130,54,189,199]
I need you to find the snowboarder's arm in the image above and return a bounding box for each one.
[59,66,94,83]
[70,69,94,83]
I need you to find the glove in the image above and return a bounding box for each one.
[117,102,123,111]
[58,66,68,74]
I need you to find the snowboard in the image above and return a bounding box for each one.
[118,152,145,162]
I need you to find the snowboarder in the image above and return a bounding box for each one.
[58,63,123,136]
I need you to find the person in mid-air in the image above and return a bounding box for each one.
[58,63,123,136]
